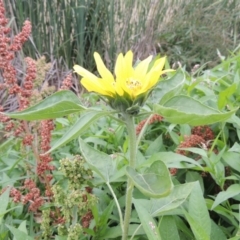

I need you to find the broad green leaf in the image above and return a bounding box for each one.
[188,182,211,237]
[5,90,85,120]
[133,199,162,240]
[6,224,34,240]
[229,142,240,152]
[151,71,185,104]
[146,135,163,156]
[154,95,236,126]
[210,220,226,240]
[222,152,240,172]
[141,152,203,170]
[79,139,122,183]
[140,182,196,216]
[0,188,10,223]
[99,224,145,239]
[126,161,173,198]
[158,216,180,240]
[218,83,237,110]
[177,147,208,158]
[48,110,109,153]
[17,220,28,233]
[184,211,210,240]
[211,184,240,210]
[13,221,28,240]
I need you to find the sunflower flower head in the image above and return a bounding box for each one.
[74,51,173,114]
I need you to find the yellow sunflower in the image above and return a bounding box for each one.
[74,51,173,112]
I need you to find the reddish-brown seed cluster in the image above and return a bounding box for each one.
[50,211,65,225]
[191,125,214,141]
[18,57,37,110]
[22,179,44,212]
[37,120,55,176]
[22,134,34,146]
[0,0,57,218]
[176,135,205,156]
[9,20,32,52]
[136,114,163,135]
[169,168,178,176]
[0,0,34,138]
[40,120,54,152]
[9,179,44,212]
[0,106,10,122]
[10,187,22,203]
[60,73,73,90]
[0,0,32,96]
[81,211,93,228]
[176,126,215,157]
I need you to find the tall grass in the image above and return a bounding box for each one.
[4,0,240,70]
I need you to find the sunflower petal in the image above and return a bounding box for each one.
[73,65,98,81]
[151,57,166,72]
[81,77,113,97]
[94,52,114,83]
[123,51,134,78]
[114,53,124,79]
[133,55,152,81]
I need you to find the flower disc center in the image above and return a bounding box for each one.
[126,78,142,90]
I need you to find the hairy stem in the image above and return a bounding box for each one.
[122,113,137,240]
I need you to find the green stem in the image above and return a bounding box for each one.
[106,182,124,232]
[122,113,137,240]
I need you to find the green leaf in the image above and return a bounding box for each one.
[133,199,162,240]
[158,216,180,240]
[79,139,123,183]
[98,201,114,231]
[5,90,85,120]
[188,182,211,237]
[17,220,28,233]
[222,152,240,172]
[146,135,163,156]
[0,187,10,223]
[184,211,210,240]
[218,83,237,110]
[13,221,28,240]
[151,71,185,105]
[141,152,203,170]
[229,142,240,152]
[6,224,34,240]
[136,182,196,217]
[211,184,240,210]
[154,95,236,126]
[126,160,173,198]
[48,110,109,153]
[174,216,194,239]
[210,220,226,240]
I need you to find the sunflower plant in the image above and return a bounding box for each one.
[4,51,236,239]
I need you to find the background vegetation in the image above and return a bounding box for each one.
[4,0,240,70]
